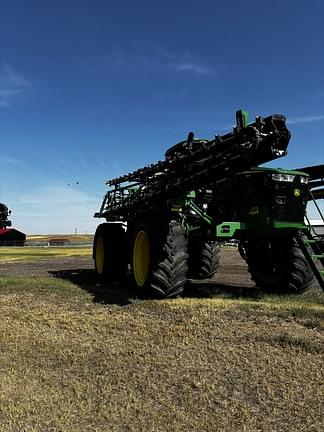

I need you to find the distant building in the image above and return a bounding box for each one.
[47,238,71,247]
[0,228,26,246]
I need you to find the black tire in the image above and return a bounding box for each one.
[246,237,314,294]
[130,218,188,298]
[187,237,220,279]
[93,223,128,281]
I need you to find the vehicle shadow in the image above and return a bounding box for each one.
[49,269,136,306]
[185,280,261,299]
[49,268,261,305]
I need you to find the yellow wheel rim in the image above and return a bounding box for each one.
[96,236,105,274]
[133,230,150,287]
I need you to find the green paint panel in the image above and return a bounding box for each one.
[216,222,246,238]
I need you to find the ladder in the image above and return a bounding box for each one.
[296,188,324,291]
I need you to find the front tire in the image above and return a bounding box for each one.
[130,218,188,298]
[93,223,128,281]
[246,237,314,294]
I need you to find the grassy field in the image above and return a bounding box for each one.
[0,246,92,262]
[0,275,323,432]
[27,234,94,243]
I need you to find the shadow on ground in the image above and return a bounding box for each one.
[49,269,135,306]
[185,280,262,300]
[49,268,261,305]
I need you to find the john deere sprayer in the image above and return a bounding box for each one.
[93,111,324,297]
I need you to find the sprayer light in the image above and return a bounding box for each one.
[272,173,295,182]
[300,176,309,184]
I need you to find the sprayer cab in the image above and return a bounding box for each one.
[207,168,310,235]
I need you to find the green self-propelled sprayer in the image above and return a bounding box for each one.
[93,110,324,297]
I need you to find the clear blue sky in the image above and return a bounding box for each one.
[0,0,323,234]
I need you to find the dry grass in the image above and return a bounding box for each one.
[0,277,323,431]
[0,247,92,262]
[27,234,94,243]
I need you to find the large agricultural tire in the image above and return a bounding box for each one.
[130,218,188,298]
[246,237,314,294]
[93,223,128,281]
[187,238,220,279]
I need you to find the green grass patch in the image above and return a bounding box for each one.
[0,246,92,262]
[0,276,92,300]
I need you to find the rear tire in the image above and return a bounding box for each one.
[130,218,188,298]
[93,223,128,281]
[246,237,314,294]
[187,238,220,279]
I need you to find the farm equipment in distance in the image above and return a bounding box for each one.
[0,203,11,229]
[93,110,324,297]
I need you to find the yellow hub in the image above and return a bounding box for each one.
[95,236,105,274]
[133,230,150,287]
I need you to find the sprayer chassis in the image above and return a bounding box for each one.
[93,111,323,297]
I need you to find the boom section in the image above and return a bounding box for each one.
[95,111,291,219]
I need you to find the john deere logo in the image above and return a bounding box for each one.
[293,189,301,197]
[249,206,259,215]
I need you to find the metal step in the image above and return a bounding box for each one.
[299,181,324,291]
[303,239,316,244]
[312,254,324,260]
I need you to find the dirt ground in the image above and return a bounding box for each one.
[0,249,257,299]
[0,249,251,282]
[0,254,94,278]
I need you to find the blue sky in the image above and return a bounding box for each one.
[0,0,323,234]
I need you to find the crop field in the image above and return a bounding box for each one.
[0,247,323,431]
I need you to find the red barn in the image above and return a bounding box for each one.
[0,228,26,246]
